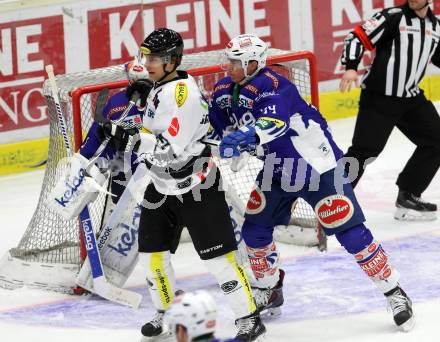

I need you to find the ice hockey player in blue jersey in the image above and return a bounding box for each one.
[167,290,242,342]
[209,34,414,332]
[47,61,148,221]
[79,62,146,201]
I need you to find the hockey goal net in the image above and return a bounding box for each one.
[0,49,323,293]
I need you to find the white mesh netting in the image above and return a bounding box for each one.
[0,49,323,292]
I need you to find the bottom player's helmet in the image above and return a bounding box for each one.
[166,291,217,339]
[139,28,184,67]
[224,34,268,77]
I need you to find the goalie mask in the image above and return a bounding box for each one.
[138,28,184,82]
[166,290,217,340]
[223,34,268,82]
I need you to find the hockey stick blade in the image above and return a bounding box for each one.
[93,276,142,308]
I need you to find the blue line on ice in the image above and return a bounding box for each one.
[1,234,439,329]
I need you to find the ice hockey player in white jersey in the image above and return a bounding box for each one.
[166,290,242,342]
[98,28,265,342]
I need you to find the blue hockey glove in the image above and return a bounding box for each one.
[219,125,257,158]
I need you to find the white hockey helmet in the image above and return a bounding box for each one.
[166,290,218,339]
[224,34,268,78]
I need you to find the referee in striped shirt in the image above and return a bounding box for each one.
[340,0,440,221]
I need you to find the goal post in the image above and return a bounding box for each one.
[0,49,324,293]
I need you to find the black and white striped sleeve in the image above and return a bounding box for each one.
[341,10,393,70]
[431,25,440,68]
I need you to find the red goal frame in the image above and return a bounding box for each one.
[69,50,319,261]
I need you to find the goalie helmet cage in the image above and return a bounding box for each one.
[0,49,324,294]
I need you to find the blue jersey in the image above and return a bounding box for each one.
[79,91,143,202]
[80,91,143,161]
[209,68,343,186]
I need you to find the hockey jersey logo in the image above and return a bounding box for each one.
[315,194,354,228]
[175,82,188,107]
[246,187,266,214]
[168,117,180,136]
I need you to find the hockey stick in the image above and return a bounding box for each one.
[45,65,142,308]
[88,90,140,167]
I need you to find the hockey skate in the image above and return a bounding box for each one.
[394,190,437,221]
[140,311,173,342]
[385,286,415,332]
[235,311,266,341]
[253,269,285,318]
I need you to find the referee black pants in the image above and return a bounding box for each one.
[345,89,440,196]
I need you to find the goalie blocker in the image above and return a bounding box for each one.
[48,152,108,221]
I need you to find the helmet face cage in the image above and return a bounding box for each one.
[224,34,268,77]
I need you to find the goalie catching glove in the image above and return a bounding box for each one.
[47,153,107,220]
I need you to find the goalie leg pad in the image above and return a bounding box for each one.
[142,251,176,311]
[336,224,399,293]
[204,251,256,319]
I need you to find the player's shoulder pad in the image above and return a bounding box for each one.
[213,77,233,97]
[248,68,281,96]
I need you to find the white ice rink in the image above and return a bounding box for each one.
[1,116,440,342]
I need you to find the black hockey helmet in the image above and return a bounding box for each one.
[140,28,184,67]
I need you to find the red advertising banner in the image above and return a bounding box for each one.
[2,0,440,136]
[0,15,65,132]
[88,0,290,69]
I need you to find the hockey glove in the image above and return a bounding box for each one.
[97,122,138,152]
[126,79,154,108]
[219,125,257,158]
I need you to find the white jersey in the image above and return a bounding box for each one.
[138,71,213,195]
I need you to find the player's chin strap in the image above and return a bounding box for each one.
[238,63,262,85]
[157,56,181,83]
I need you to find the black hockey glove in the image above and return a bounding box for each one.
[97,122,138,152]
[126,79,154,108]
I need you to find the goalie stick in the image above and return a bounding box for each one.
[88,89,140,167]
[45,64,142,308]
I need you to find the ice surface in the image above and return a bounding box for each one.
[1,117,439,342]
